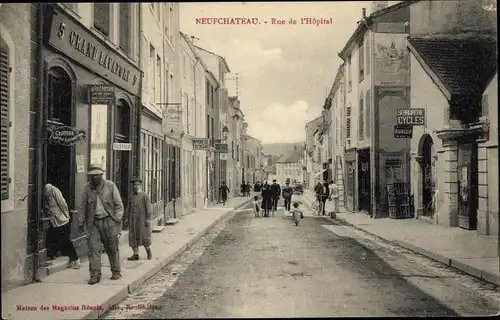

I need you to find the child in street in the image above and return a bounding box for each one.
[290,202,304,226]
[253,195,262,218]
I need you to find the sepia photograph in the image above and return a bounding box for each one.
[0,1,499,318]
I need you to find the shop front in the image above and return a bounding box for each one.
[140,108,164,223]
[28,5,142,270]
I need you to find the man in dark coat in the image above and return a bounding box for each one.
[282,178,294,213]
[219,181,230,205]
[124,178,152,261]
[261,181,272,217]
[270,179,281,215]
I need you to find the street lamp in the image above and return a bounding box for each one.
[222,126,229,140]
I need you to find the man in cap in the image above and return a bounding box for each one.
[79,164,124,285]
[124,178,152,261]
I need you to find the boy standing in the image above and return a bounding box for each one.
[290,202,304,226]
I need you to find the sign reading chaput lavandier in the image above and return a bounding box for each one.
[47,7,141,95]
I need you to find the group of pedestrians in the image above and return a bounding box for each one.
[314,180,339,216]
[44,164,153,285]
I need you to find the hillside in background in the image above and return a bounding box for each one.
[262,142,303,158]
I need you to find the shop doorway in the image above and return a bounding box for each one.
[458,141,478,230]
[44,67,75,257]
[114,99,131,230]
[358,149,371,214]
[419,134,436,217]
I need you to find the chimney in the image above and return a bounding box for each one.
[371,1,388,14]
[362,8,366,19]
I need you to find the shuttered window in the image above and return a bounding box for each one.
[346,104,352,139]
[119,3,131,55]
[1,46,11,200]
[359,93,364,140]
[94,3,111,37]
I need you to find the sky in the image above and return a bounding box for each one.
[180,1,399,144]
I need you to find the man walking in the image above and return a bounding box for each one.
[79,164,124,285]
[124,178,152,261]
[219,181,230,206]
[282,178,294,213]
[270,179,281,215]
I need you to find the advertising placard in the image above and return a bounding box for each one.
[374,33,410,86]
[394,125,413,138]
[193,138,212,150]
[396,108,425,126]
[162,103,182,134]
[89,84,115,105]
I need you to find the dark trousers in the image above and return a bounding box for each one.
[88,217,121,278]
[46,223,78,261]
[284,196,292,211]
[272,196,279,211]
[321,198,327,215]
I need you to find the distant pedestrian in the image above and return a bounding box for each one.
[328,180,339,217]
[246,182,252,197]
[44,183,80,269]
[320,180,330,215]
[219,181,230,206]
[282,178,294,213]
[290,202,304,226]
[125,178,152,261]
[79,164,124,285]
[252,195,262,217]
[261,181,272,217]
[270,179,281,215]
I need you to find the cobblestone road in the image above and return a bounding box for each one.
[102,196,500,318]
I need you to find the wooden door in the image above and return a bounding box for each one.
[458,142,478,230]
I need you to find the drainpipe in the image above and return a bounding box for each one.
[192,56,200,206]
[137,4,143,191]
[33,3,46,283]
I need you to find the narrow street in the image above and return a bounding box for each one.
[102,195,500,319]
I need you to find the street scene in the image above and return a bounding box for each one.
[1,0,499,319]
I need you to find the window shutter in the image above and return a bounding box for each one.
[1,48,11,200]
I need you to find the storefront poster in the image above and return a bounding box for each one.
[374,33,410,86]
[76,154,85,173]
[162,103,182,134]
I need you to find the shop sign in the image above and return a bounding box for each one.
[214,141,228,153]
[161,103,182,134]
[89,85,115,104]
[396,108,425,126]
[48,126,86,146]
[394,125,413,138]
[112,142,132,151]
[193,138,211,150]
[47,8,141,95]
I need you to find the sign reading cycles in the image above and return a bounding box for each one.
[396,108,425,126]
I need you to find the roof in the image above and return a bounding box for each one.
[407,36,498,98]
[339,0,420,60]
[194,45,231,73]
[277,147,303,164]
[324,63,346,110]
[179,32,211,75]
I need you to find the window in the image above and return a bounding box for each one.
[116,102,130,137]
[366,36,371,76]
[93,3,111,37]
[1,40,12,204]
[119,3,131,55]
[152,137,158,203]
[206,114,210,139]
[366,90,371,138]
[168,4,174,42]
[347,55,352,91]
[211,118,214,141]
[47,69,72,125]
[156,55,161,103]
[232,141,234,159]
[184,93,189,134]
[359,93,364,140]
[358,39,364,81]
[346,104,352,139]
[482,94,489,118]
[165,68,169,105]
[237,145,240,162]
[149,45,155,99]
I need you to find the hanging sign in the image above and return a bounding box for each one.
[112,142,132,151]
[214,139,228,153]
[161,103,182,134]
[394,125,413,138]
[89,84,115,104]
[48,126,87,146]
[193,138,212,150]
[396,108,425,125]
